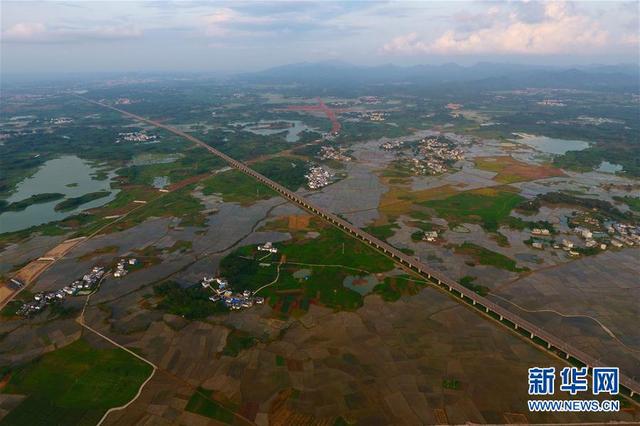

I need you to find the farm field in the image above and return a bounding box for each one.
[0,339,152,426]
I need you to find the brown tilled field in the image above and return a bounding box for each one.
[474,156,565,183]
[287,215,311,230]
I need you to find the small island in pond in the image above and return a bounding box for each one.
[54,190,111,212]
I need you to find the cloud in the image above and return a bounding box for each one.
[1,22,142,43]
[198,4,368,40]
[382,1,615,56]
[2,23,47,40]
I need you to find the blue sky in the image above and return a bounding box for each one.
[1,1,638,73]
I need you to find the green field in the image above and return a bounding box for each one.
[112,185,207,230]
[372,275,426,302]
[421,189,525,232]
[221,330,258,358]
[252,156,308,191]
[201,170,275,205]
[153,281,228,320]
[0,339,152,426]
[363,223,399,241]
[117,148,225,187]
[220,225,396,311]
[458,275,490,296]
[454,243,528,273]
[279,226,395,272]
[614,196,640,213]
[185,387,236,423]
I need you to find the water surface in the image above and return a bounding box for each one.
[0,156,117,233]
[510,133,590,155]
[231,120,315,143]
[596,161,623,174]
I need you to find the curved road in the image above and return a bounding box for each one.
[78,96,640,401]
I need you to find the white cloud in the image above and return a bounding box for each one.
[2,23,47,40]
[200,7,281,37]
[382,1,617,56]
[1,22,142,43]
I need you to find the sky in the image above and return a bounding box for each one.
[1,1,639,74]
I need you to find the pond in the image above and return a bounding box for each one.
[230,120,315,143]
[130,153,183,166]
[596,161,623,174]
[510,133,590,155]
[0,155,118,234]
[152,176,169,189]
[343,274,379,296]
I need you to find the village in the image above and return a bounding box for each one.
[115,131,158,143]
[317,146,351,162]
[113,258,138,278]
[200,276,265,311]
[305,165,333,190]
[200,242,277,310]
[527,217,640,257]
[49,117,73,125]
[16,257,141,317]
[379,136,465,175]
[360,111,386,122]
[411,137,465,175]
[380,139,404,150]
[17,266,106,317]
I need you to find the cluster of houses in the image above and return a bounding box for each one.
[359,96,382,105]
[561,239,581,256]
[116,131,157,143]
[360,111,386,122]
[607,222,640,247]
[537,99,566,107]
[257,241,278,254]
[576,116,625,126]
[113,258,138,278]
[305,166,332,190]
[529,220,639,255]
[201,276,265,310]
[529,228,552,250]
[318,146,351,162]
[380,140,404,150]
[49,117,73,125]
[422,231,439,242]
[17,289,66,316]
[411,137,464,175]
[17,266,106,317]
[408,158,437,175]
[62,266,106,296]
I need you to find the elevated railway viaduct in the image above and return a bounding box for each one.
[80,96,640,402]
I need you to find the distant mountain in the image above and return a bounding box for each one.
[238,62,640,90]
